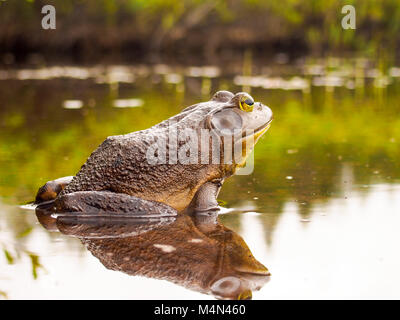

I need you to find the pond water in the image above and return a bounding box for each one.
[1,58,400,299]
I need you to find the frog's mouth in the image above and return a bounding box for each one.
[234,116,273,167]
[241,117,273,141]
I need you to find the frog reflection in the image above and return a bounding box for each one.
[36,209,270,299]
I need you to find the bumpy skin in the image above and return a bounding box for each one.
[51,213,270,299]
[39,91,272,214]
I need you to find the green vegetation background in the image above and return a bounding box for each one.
[0,0,399,62]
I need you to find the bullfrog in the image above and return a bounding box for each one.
[35,91,273,215]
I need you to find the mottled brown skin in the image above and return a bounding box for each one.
[45,212,270,299]
[35,91,273,215]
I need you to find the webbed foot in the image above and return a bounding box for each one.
[35,176,74,204]
[185,180,222,215]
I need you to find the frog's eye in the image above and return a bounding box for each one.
[239,97,254,112]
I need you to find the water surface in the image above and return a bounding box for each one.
[1,59,400,299]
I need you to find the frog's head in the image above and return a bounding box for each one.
[203,91,273,173]
[210,91,272,142]
[168,91,272,167]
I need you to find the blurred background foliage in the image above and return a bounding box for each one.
[0,0,399,64]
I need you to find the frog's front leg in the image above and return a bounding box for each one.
[185,180,223,215]
[53,191,177,217]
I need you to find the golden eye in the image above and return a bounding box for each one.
[239,97,254,112]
